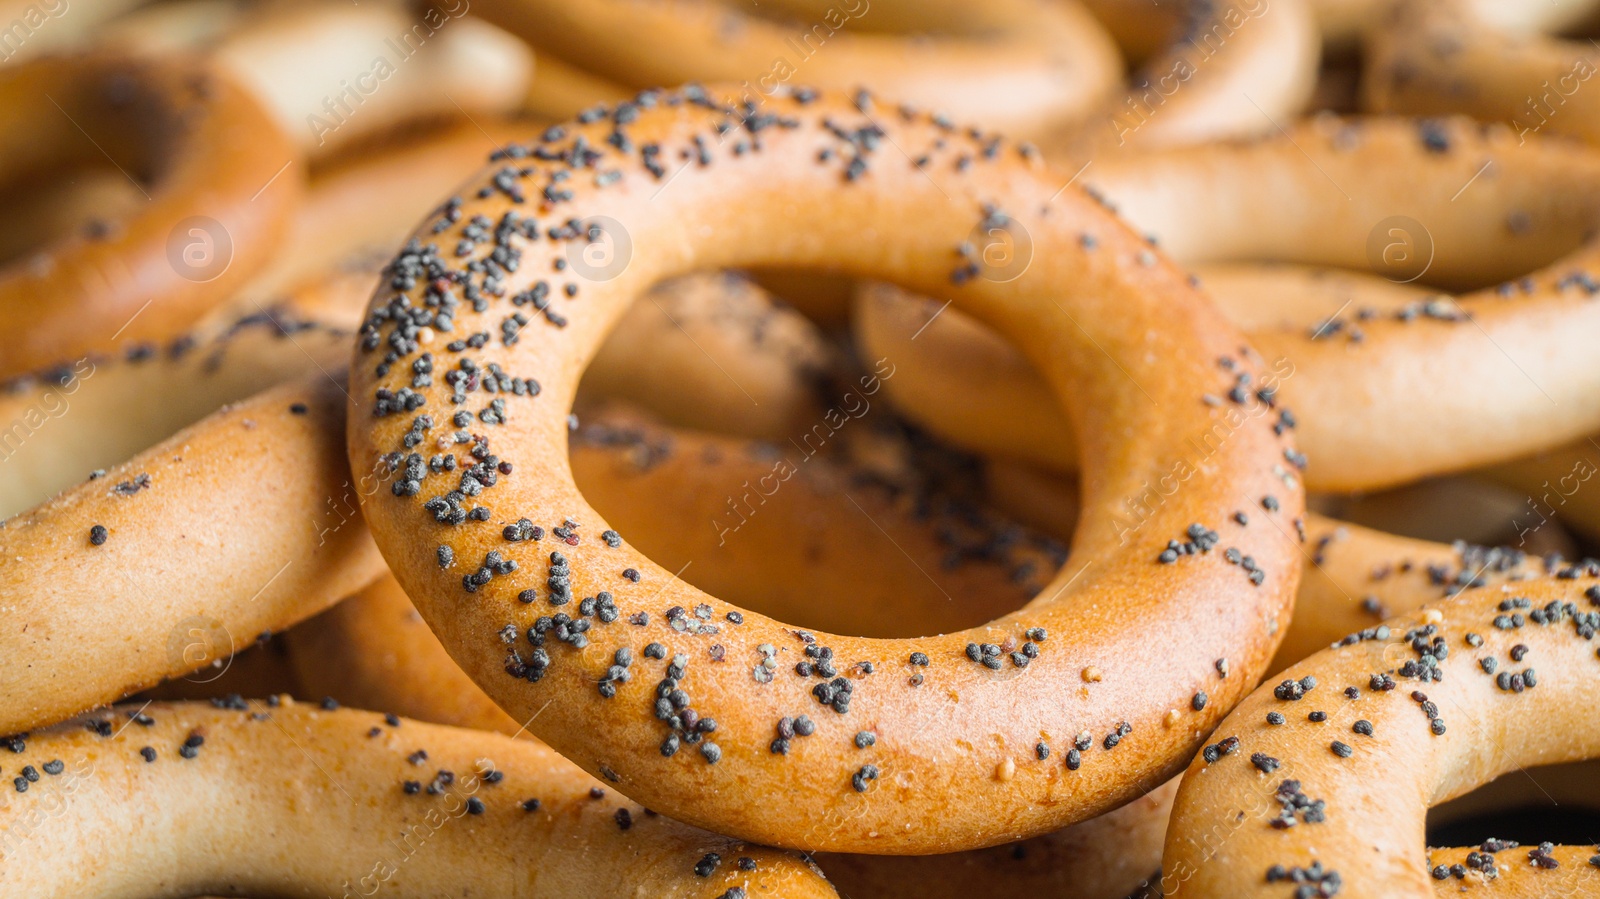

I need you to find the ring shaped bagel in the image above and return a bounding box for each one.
[860,117,1600,492]
[0,700,837,899]
[0,53,299,380]
[471,0,1123,142]
[1075,0,1320,151]
[0,309,350,517]
[854,263,1390,491]
[1161,572,1600,898]
[302,411,1070,732]
[348,85,1304,853]
[98,0,535,159]
[296,415,1168,899]
[1364,0,1600,146]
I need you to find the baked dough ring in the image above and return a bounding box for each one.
[298,410,1070,726]
[858,117,1600,491]
[294,414,1165,899]
[1161,573,1600,898]
[855,264,1397,490]
[347,85,1304,853]
[0,309,350,517]
[0,53,299,380]
[1075,0,1320,151]
[1364,0,1600,146]
[294,571,1177,899]
[0,699,838,898]
[97,0,534,158]
[0,373,384,735]
[471,0,1123,142]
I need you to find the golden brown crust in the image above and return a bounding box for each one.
[291,574,520,734]
[0,309,349,518]
[0,374,385,734]
[856,118,1600,491]
[817,779,1177,899]
[347,85,1303,853]
[1363,0,1600,146]
[473,0,1123,141]
[980,460,1567,676]
[1073,0,1320,151]
[295,413,1166,898]
[296,413,1067,730]
[1281,516,1556,673]
[98,0,534,158]
[0,699,838,898]
[0,54,300,380]
[1162,574,1600,898]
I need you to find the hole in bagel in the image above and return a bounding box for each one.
[1426,759,1600,849]
[0,63,186,265]
[0,163,147,268]
[567,274,1070,639]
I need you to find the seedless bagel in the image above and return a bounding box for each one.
[0,53,299,380]
[99,0,534,158]
[347,85,1304,852]
[0,699,837,898]
[1075,0,1319,151]
[472,0,1123,142]
[859,118,1600,491]
[0,342,383,733]
[1161,574,1600,898]
[1364,0,1600,146]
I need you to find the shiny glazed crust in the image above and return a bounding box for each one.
[347,85,1304,853]
[1162,574,1600,898]
[472,0,1123,141]
[0,699,838,898]
[0,54,299,379]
